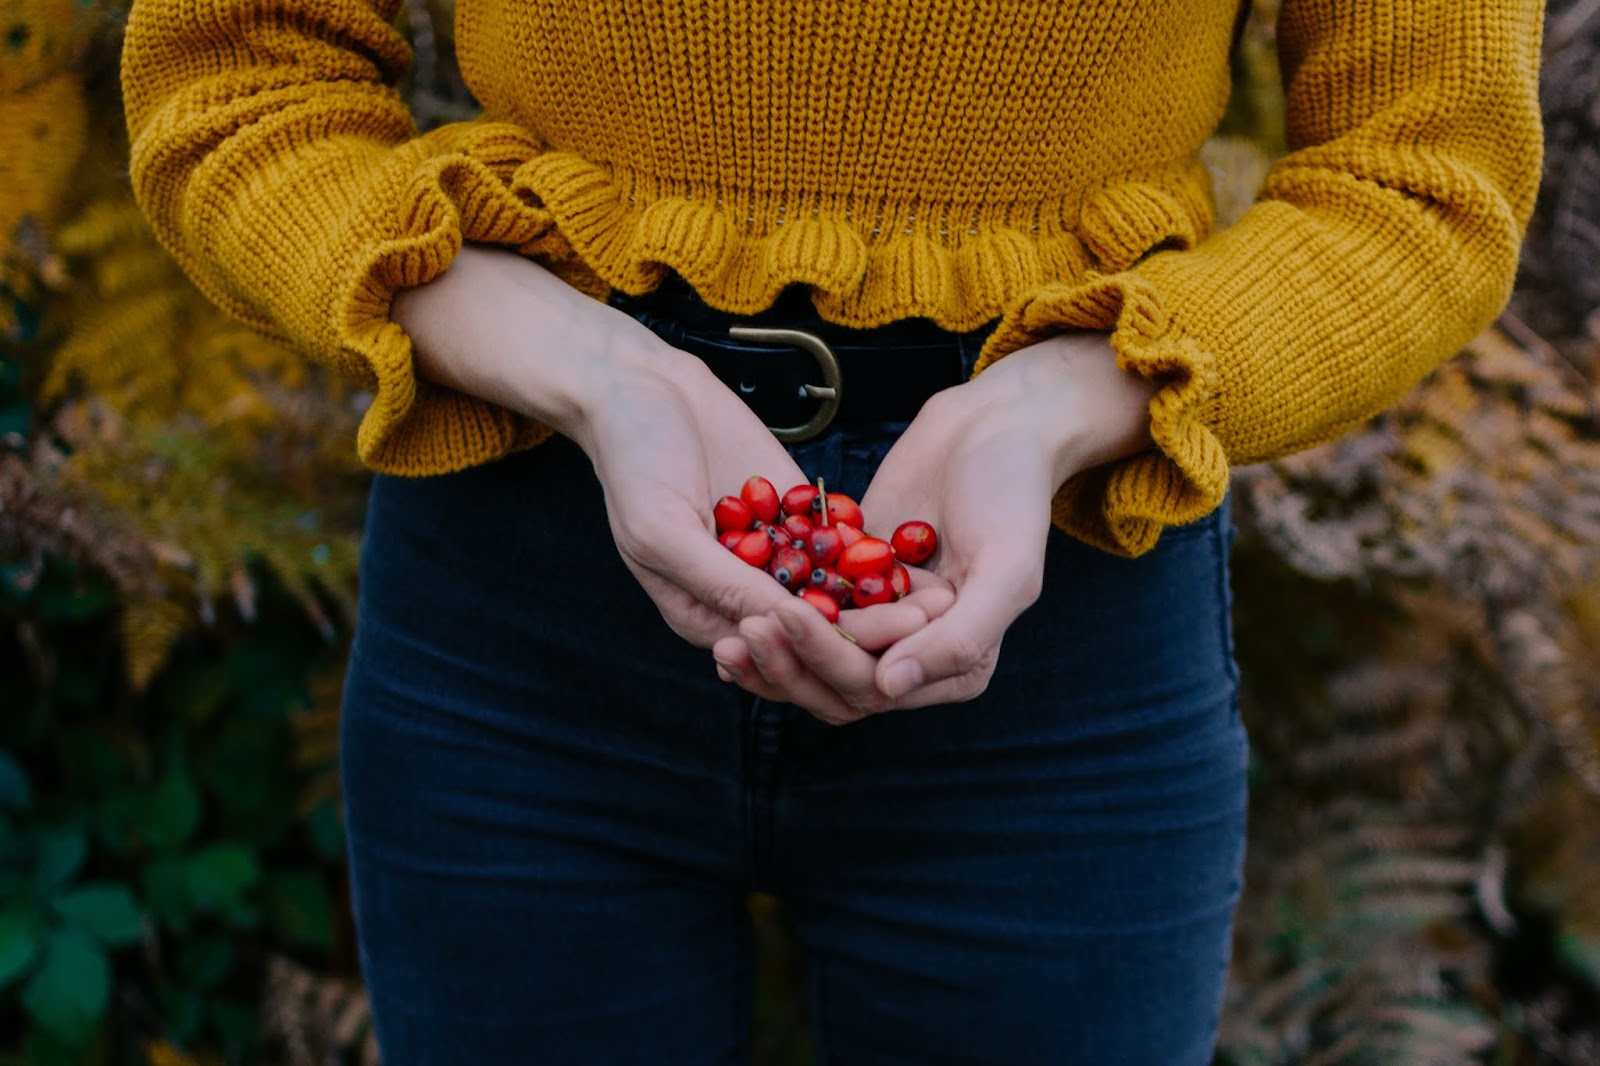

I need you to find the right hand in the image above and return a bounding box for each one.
[394,244,948,655]
[571,343,958,657]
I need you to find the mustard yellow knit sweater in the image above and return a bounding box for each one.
[120,0,1544,557]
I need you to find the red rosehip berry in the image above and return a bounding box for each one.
[767,547,811,591]
[837,537,895,582]
[823,493,864,531]
[781,514,814,542]
[765,526,793,550]
[889,562,911,599]
[852,571,895,608]
[714,496,755,534]
[719,530,745,551]
[890,520,938,565]
[811,567,854,605]
[732,530,773,568]
[781,484,820,520]
[797,588,841,624]
[804,526,844,568]
[740,476,781,524]
[833,522,865,549]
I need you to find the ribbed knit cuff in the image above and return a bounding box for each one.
[339,127,584,476]
[972,272,1229,557]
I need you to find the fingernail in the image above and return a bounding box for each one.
[776,610,804,640]
[715,658,742,681]
[881,659,924,698]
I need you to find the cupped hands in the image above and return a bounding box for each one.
[712,332,1160,722]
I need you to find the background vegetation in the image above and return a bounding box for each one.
[2,1,1597,1062]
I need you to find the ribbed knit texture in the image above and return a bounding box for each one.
[120,0,1543,556]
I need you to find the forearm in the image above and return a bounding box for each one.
[390,244,672,440]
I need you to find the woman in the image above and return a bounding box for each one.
[121,1,1543,1062]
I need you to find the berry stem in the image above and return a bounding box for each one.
[817,476,828,526]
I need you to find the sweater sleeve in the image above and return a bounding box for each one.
[121,0,576,475]
[971,0,1545,557]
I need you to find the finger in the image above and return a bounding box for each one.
[766,601,897,713]
[712,635,767,691]
[867,671,995,711]
[712,637,791,702]
[741,614,864,725]
[874,562,1036,699]
[712,634,754,674]
[834,587,955,652]
[632,500,802,625]
[903,564,955,595]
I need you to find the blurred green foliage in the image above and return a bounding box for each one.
[1,453,349,1062]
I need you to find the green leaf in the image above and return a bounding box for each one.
[0,907,43,988]
[178,935,232,987]
[19,1028,81,1066]
[306,798,345,863]
[61,731,124,793]
[157,661,231,725]
[33,573,115,623]
[207,998,260,1057]
[21,927,110,1044]
[183,844,259,913]
[0,405,27,440]
[199,718,296,846]
[141,855,189,931]
[33,827,87,894]
[1557,930,1600,988]
[0,751,29,810]
[266,870,333,949]
[95,791,140,856]
[52,885,145,946]
[158,985,202,1043]
[141,773,200,850]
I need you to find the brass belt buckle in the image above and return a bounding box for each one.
[726,326,842,443]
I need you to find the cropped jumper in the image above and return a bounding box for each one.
[120,0,1544,556]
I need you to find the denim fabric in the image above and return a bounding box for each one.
[340,324,1249,1065]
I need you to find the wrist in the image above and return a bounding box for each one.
[974,332,1159,487]
[391,244,684,439]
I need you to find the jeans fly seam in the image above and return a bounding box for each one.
[742,697,785,892]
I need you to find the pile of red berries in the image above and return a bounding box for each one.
[714,476,939,624]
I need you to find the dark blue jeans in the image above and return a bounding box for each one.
[340,345,1248,1065]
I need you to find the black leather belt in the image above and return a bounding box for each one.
[607,274,996,441]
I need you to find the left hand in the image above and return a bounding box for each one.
[712,331,1160,720]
